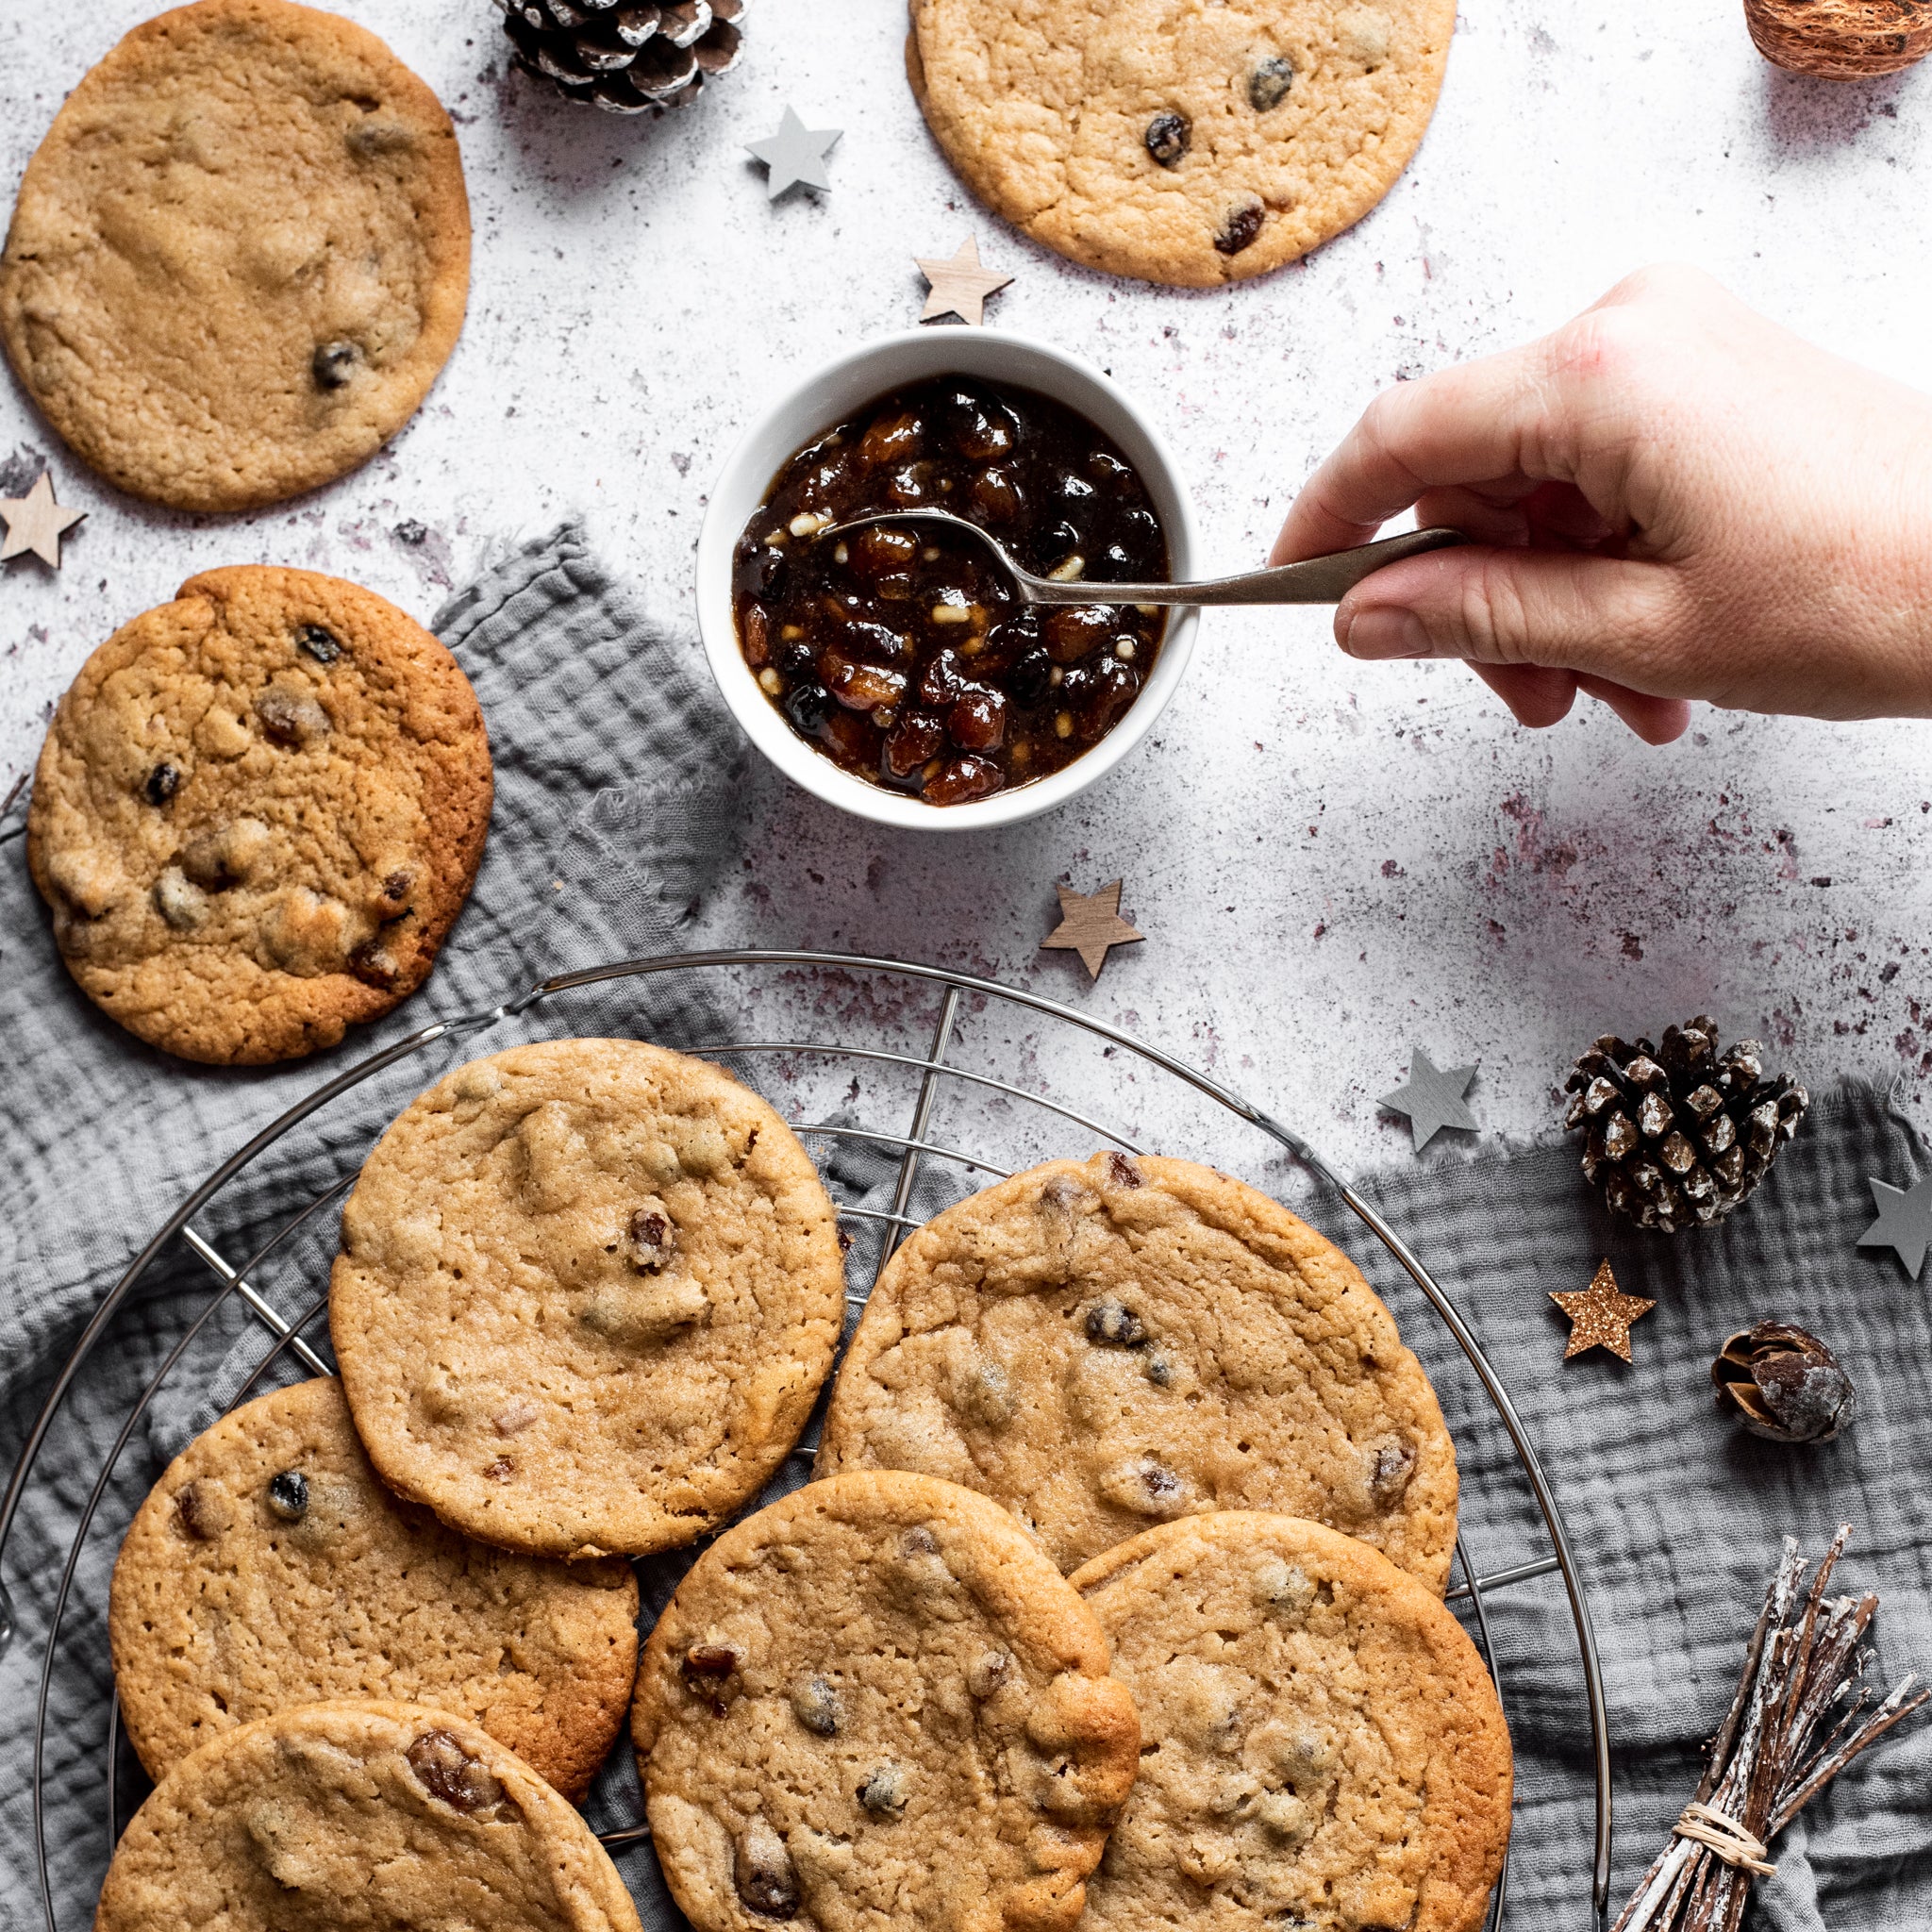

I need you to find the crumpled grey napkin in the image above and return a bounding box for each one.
[2,524,1928,1932]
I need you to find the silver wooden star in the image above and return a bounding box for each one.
[1858,1172,1932,1279]
[1379,1047,1478,1153]
[745,106,841,200]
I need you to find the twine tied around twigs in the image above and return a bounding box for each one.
[1672,1803,1775,1877]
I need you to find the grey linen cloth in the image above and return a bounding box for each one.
[1,524,1927,1929]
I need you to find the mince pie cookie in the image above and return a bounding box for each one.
[908,0,1457,288]
[26,566,490,1064]
[1070,1513,1511,1932]
[633,1470,1141,1932]
[330,1040,845,1560]
[0,0,470,512]
[93,1700,643,1932]
[109,1376,638,1799]
[817,1152,1457,1590]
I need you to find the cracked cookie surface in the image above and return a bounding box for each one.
[26,565,490,1064]
[1,0,469,512]
[93,1699,642,1932]
[1070,1514,1511,1932]
[109,1376,638,1799]
[330,1039,845,1559]
[908,0,1456,288]
[817,1153,1457,1589]
[633,1470,1141,1932]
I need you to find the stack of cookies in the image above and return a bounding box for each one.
[102,1055,1511,1932]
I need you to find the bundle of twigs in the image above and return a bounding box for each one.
[1613,1527,1929,1932]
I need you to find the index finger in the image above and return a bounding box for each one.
[1270,333,1586,564]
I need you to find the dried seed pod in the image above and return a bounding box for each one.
[1563,1017,1807,1233]
[1744,0,1932,77]
[1712,1322,1857,1443]
[502,0,748,115]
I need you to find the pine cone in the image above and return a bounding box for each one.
[502,0,746,115]
[1563,1017,1807,1233]
[1711,1321,1856,1443]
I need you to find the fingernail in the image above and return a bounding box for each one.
[1343,608,1432,659]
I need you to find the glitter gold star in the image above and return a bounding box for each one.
[1551,1259,1656,1364]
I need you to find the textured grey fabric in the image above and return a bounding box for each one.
[2,526,1927,1930]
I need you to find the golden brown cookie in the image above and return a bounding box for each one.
[108,1377,638,1800]
[633,1470,1141,1932]
[25,566,491,1065]
[817,1152,1458,1590]
[1071,1513,1511,1932]
[0,0,470,512]
[93,1700,643,1932]
[330,1040,846,1560]
[908,0,1457,288]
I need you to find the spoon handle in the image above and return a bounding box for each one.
[1026,526,1468,607]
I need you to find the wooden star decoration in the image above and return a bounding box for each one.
[745,106,841,200]
[916,236,1013,327]
[1378,1047,1477,1153]
[1,470,85,569]
[1041,879,1143,981]
[1858,1171,1932,1279]
[1550,1259,1656,1364]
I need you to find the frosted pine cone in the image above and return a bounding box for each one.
[503,0,746,115]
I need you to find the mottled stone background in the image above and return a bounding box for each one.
[4,0,1928,1173]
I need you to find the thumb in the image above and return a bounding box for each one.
[1336,545,1692,691]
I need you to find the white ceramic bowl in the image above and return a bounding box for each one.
[696,329,1200,831]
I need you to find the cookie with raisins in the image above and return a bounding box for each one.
[93,1701,641,1932]
[908,0,1457,288]
[109,1376,637,1798]
[1071,1513,1511,1932]
[2,0,469,511]
[26,565,490,1063]
[330,1040,844,1559]
[633,1470,1140,1932]
[818,1152,1458,1589]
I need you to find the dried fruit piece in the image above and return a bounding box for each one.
[406,1728,509,1816]
[735,1819,799,1918]
[265,1470,308,1521]
[858,1762,907,1817]
[629,1204,678,1271]
[311,341,360,390]
[1368,1438,1416,1507]
[1712,1322,1857,1443]
[144,762,181,806]
[1084,1300,1147,1348]
[175,1480,225,1540]
[254,686,330,747]
[791,1676,841,1737]
[1215,202,1265,257]
[1249,55,1295,108]
[922,754,1003,806]
[293,624,343,664]
[1144,111,1190,167]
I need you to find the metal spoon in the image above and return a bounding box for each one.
[815,508,1464,608]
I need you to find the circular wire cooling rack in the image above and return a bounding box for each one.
[0,949,1613,1932]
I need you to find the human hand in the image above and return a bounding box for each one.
[1269,264,1932,743]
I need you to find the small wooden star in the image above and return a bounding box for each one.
[1,470,85,569]
[916,236,1013,326]
[1858,1172,1932,1279]
[1378,1048,1477,1153]
[1041,880,1143,980]
[745,106,841,200]
[1550,1259,1656,1364]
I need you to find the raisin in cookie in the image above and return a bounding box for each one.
[634,1470,1141,1932]
[1,0,469,512]
[93,1699,642,1932]
[908,0,1457,288]
[109,1376,638,1799]
[1070,1514,1511,1932]
[330,1040,845,1560]
[817,1152,1457,1590]
[26,566,490,1065]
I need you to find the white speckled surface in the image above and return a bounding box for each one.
[4,0,1930,1171]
